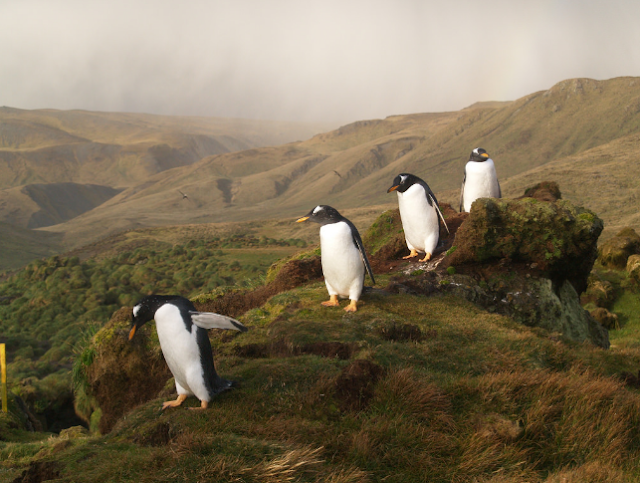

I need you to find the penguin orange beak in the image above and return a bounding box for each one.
[128,326,137,340]
[296,216,309,223]
[387,185,399,193]
[481,152,489,158]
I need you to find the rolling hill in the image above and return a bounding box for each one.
[0,107,336,190]
[40,76,640,248]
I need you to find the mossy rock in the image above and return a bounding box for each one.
[74,306,170,434]
[446,197,603,294]
[626,254,640,283]
[598,227,640,269]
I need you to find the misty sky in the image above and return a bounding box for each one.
[2,0,640,123]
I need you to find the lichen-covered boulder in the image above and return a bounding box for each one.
[598,228,640,269]
[446,197,603,294]
[73,307,170,434]
[626,254,640,283]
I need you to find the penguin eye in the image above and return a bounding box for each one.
[133,305,141,317]
[400,175,407,183]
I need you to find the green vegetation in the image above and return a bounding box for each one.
[0,235,305,432]
[3,274,640,481]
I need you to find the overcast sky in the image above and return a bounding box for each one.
[2,0,640,123]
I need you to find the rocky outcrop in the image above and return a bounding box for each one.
[389,270,609,349]
[373,185,609,348]
[598,227,640,269]
[445,197,603,294]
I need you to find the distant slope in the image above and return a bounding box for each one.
[0,107,336,189]
[0,182,121,228]
[0,221,62,272]
[42,77,640,248]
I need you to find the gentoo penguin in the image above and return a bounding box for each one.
[129,295,247,410]
[296,205,375,312]
[387,173,449,262]
[460,147,501,212]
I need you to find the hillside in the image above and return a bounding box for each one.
[0,107,336,190]
[2,192,640,481]
[0,182,121,229]
[41,76,640,249]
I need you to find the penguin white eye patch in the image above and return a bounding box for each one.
[313,206,323,214]
[400,175,408,183]
[133,305,141,317]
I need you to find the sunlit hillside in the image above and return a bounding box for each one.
[39,77,640,249]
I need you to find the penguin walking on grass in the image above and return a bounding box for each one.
[129,295,247,410]
[460,147,501,212]
[296,205,375,312]
[388,173,449,262]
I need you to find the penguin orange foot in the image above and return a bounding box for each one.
[321,294,340,307]
[344,300,358,312]
[402,249,419,259]
[187,400,209,411]
[419,253,432,262]
[162,394,188,410]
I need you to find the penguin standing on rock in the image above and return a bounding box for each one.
[296,205,375,312]
[460,147,501,212]
[388,173,449,262]
[129,295,247,410]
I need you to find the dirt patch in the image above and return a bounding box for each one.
[11,461,61,483]
[133,421,174,447]
[195,257,322,318]
[620,370,640,389]
[518,181,562,202]
[233,339,355,360]
[333,359,384,412]
[375,321,435,342]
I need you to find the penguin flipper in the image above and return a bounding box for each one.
[345,220,376,286]
[428,193,450,235]
[190,312,248,332]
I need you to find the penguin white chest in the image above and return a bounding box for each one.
[397,184,439,255]
[463,160,500,212]
[153,304,207,398]
[320,221,364,300]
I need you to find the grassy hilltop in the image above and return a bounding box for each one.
[1,192,640,481]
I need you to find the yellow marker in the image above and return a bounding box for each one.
[0,343,6,413]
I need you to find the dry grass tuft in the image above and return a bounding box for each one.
[241,445,323,482]
[543,461,627,483]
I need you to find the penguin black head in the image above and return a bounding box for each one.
[469,147,490,162]
[296,205,344,226]
[387,173,424,193]
[129,295,183,340]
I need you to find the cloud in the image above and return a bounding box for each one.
[1,0,640,122]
